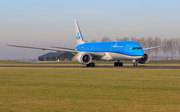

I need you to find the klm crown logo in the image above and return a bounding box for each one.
[76,32,81,40]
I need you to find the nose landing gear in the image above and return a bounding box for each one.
[133,62,138,66]
[133,60,138,66]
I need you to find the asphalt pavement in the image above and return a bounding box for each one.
[0,65,180,69]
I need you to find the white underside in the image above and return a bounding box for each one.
[100,52,143,61]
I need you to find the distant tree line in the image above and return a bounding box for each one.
[85,37,180,60]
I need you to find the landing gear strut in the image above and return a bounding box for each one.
[133,62,138,66]
[133,60,138,66]
[114,60,123,66]
[86,62,95,67]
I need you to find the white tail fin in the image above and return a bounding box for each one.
[74,19,85,45]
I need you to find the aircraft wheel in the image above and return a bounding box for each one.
[133,63,137,66]
[86,63,90,67]
[114,62,118,66]
[86,63,95,67]
[114,62,123,66]
[120,62,123,66]
[91,63,95,67]
[118,63,120,66]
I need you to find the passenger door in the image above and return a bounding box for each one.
[124,45,129,54]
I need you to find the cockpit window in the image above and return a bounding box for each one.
[133,47,142,50]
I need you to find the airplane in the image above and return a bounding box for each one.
[8,20,173,67]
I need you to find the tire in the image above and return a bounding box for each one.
[114,62,118,66]
[86,64,90,67]
[133,63,136,66]
[133,63,137,67]
[121,62,123,66]
[135,63,138,66]
[118,63,121,66]
[91,63,95,67]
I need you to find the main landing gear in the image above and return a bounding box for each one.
[114,60,123,66]
[86,62,95,67]
[133,60,138,66]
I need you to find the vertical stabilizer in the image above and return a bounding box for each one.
[74,20,85,45]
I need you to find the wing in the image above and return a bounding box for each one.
[7,44,78,53]
[50,46,75,50]
[49,47,105,57]
[49,46,105,57]
[143,43,173,51]
[7,44,105,57]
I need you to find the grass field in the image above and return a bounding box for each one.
[1,60,180,66]
[0,68,180,111]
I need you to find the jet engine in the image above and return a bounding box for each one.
[76,52,92,64]
[138,54,149,64]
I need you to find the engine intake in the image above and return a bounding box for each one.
[138,54,149,64]
[76,52,92,64]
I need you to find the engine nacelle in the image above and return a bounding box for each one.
[76,52,92,64]
[138,54,149,64]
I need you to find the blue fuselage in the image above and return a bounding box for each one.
[75,41,144,57]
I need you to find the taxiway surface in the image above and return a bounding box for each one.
[0,65,180,69]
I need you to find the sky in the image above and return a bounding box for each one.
[0,0,180,59]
